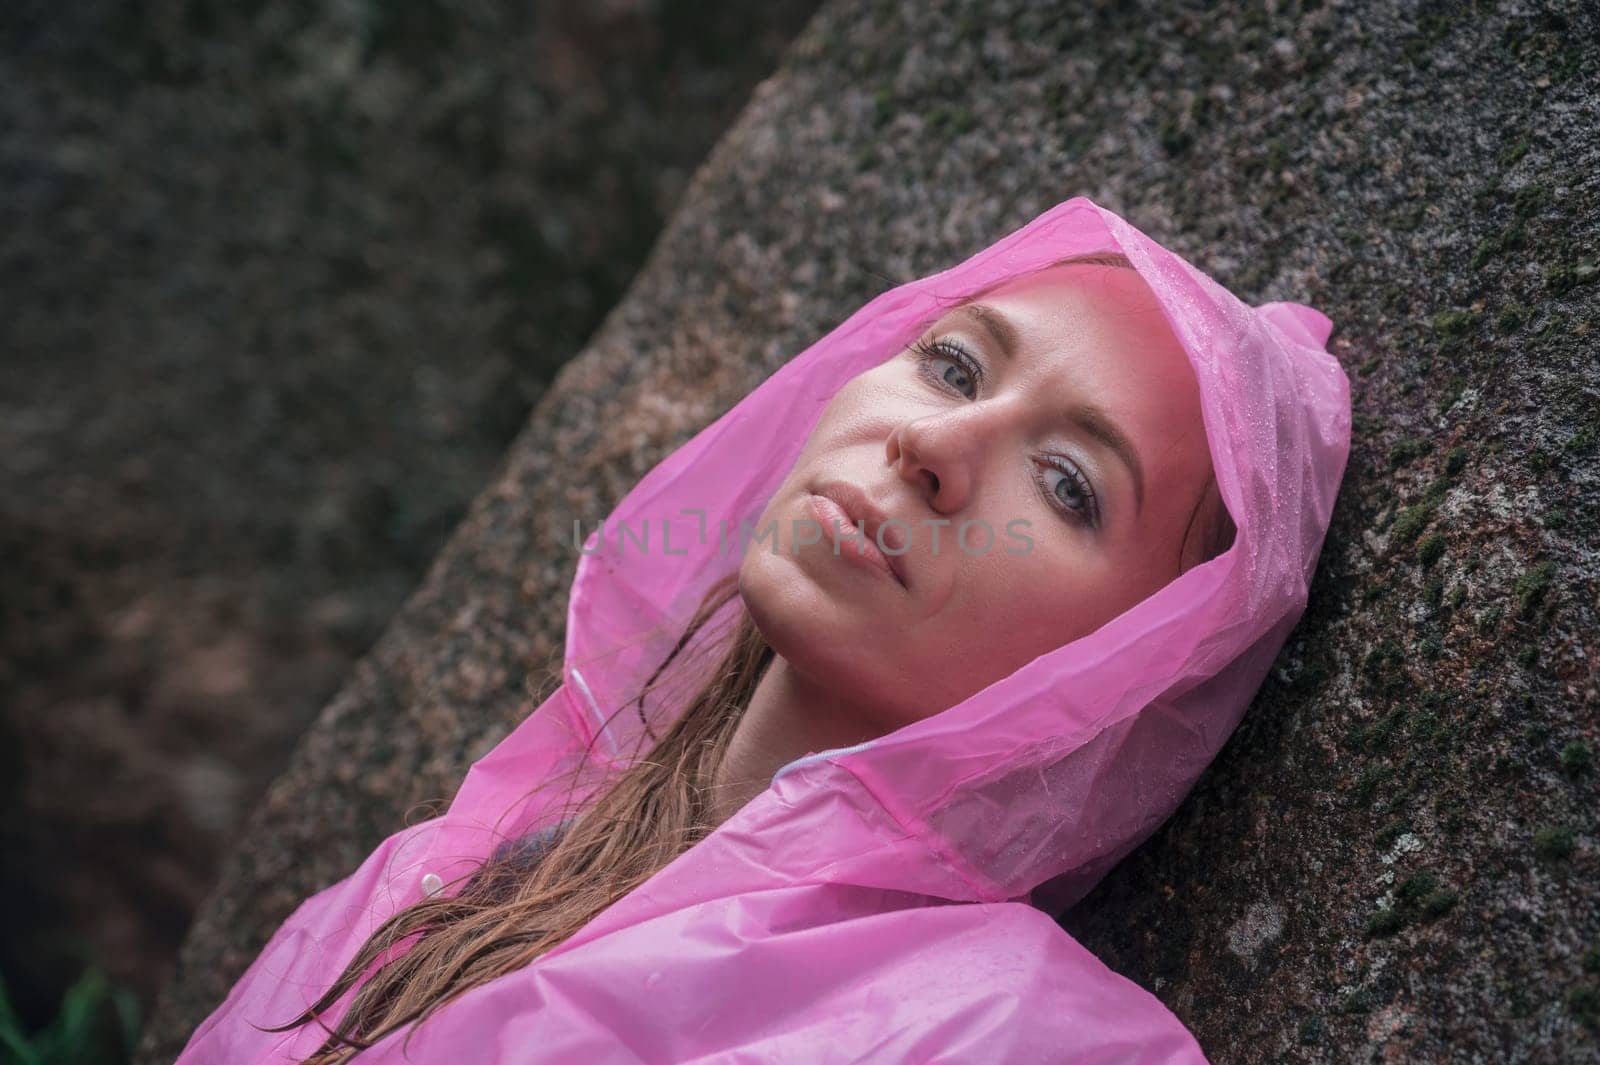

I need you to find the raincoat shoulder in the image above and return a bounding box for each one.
[337,899,1206,1065]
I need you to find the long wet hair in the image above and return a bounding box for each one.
[265,251,1237,1063]
[262,572,768,1063]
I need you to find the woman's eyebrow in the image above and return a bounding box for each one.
[954,303,1020,361]
[1062,400,1146,516]
[953,303,1146,517]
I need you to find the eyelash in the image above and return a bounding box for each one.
[908,335,1100,528]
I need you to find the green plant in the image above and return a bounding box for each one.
[1559,741,1592,778]
[0,967,140,1065]
[1365,904,1406,938]
[1534,824,1576,861]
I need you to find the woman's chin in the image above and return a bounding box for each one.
[741,551,835,643]
[741,529,883,618]
[740,552,876,664]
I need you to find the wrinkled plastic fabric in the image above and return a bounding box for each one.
[176,195,1351,1063]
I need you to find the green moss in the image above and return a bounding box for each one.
[1394,202,1426,232]
[1363,641,1399,675]
[1447,583,1468,608]
[1363,706,1408,752]
[1443,446,1468,476]
[1365,905,1407,938]
[1294,657,1329,692]
[1514,560,1557,616]
[1126,41,1159,78]
[1358,354,1382,376]
[1437,376,1468,415]
[1545,260,1600,297]
[1570,985,1600,1030]
[1511,184,1548,219]
[1560,741,1593,777]
[1471,236,1501,269]
[1297,1014,1323,1046]
[1341,720,1367,751]
[1361,641,1407,698]
[1534,824,1576,860]
[1383,866,1462,923]
[1266,138,1287,174]
[1376,819,1411,848]
[1517,643,1539,668]
[1419,888,1460,921]
[1471,176,1502,209]
[1431,308,1477,338]
[1354,765,1390,804]
[872,86,895,127]
[1417,533,1446,569]
[1398,10,1451,69]
[1498,217,1527,254]
[1388,436,1434,469]
[1397,869,1438,903]
[1497,139,1530,167]
[1542,507,1570,530]
[1544,264,1573,294]
[1477,604,1504,632]
[1390,501,1436,546]
[1583,947,1600,975]
[1420,635,1443,659]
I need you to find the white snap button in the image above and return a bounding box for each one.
[420,872,444,897]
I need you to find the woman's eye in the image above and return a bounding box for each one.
[1036,457,1099,528]
[911,337,981,399]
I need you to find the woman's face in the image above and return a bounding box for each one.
[737,263,1219,733]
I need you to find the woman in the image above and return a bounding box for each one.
[177,195,1352,1063]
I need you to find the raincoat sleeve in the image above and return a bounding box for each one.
[344,900,1207,1065]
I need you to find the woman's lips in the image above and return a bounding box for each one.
[808,493,906,588]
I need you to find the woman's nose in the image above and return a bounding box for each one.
[885,408,984,516]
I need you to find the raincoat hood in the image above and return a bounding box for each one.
[559,192,1350,911]
[177,195,1351,1064]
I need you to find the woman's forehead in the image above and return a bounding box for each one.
[941,265,1213,488]
[976,262,1162,325]
[947,264,1185,376]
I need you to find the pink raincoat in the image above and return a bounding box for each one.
[175,195,1352,1063]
